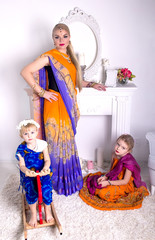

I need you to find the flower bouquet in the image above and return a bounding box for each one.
[117,68,135,84]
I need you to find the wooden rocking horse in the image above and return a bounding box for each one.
[22,170,62,240]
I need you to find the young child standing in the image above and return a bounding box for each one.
[15,119,53,227]
[79,134,149,210]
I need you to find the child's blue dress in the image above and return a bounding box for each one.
[15,139,53,205]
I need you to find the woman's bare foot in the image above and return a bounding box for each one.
[44,204,54,223]
[28,203,37,227]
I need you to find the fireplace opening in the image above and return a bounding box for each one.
[76,115,112,163]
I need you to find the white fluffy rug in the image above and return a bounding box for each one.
[0,174,155,240]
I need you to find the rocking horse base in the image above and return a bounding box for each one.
[22,194,62,240]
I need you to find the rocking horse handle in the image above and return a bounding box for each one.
[36,170,43,224]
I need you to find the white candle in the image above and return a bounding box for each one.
[96,147,104,169]
[79,158,83,168]
[78,53,85,66]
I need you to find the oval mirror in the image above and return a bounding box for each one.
[59,7,102,81]
[69,22,96,69]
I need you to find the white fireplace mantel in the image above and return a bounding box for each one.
[77,83,137,145]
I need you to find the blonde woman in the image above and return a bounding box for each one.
[21,23,106,196]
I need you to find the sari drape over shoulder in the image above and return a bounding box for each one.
[105,153,147,188]
[79,154,149,210]
[33,49,83,196]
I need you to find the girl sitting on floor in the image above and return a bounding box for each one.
[15,119,53,227]
[79,134,149,210]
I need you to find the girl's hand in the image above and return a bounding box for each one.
[100,181,109,188]
[93,83,106,91]
[43,90,58,103]
[39,168,50,176]
[97,175,107,184]
[25,170,37,177]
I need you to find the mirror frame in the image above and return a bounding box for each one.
[59,7,102,81]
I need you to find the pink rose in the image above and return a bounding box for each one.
[127,70,131,78]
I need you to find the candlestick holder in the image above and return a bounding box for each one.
[80,65,86,80]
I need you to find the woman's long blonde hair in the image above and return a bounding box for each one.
[52,23,82,91]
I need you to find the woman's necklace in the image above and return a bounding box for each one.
[60,52,71,64]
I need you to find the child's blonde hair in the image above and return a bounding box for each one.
[19,124,38,137]
[117,134,134,151]
[17,119,40,137]
[52,23,82,91]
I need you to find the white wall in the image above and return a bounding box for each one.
[0,0,155,163]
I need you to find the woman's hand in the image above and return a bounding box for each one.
[43,90,58,103]
[93,83,106,91]
[32,92,40,101]
[82,80,106,91]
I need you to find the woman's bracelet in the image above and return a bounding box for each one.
[108,179,112,185]
[38,88,45,97]
[86,81,96,88]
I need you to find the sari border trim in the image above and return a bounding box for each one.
[79,192,143,211]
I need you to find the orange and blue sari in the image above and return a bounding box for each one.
[33,49,83,196]
[79,153,149,210]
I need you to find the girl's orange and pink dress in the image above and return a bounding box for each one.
[79,153,149,210]
[33,49,83,196]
